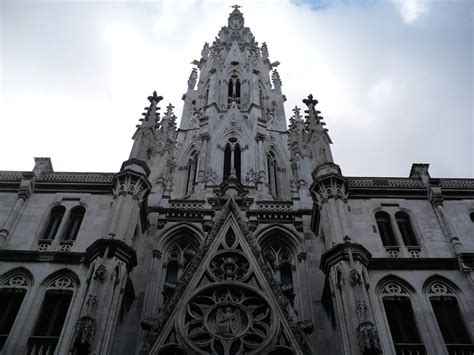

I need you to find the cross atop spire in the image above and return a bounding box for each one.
[231,4,242,10]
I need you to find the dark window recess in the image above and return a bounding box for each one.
[375,212,398,246]
[33,291,72,337]
[395,212,418,246]
[0,289,26,350]
[431,298,471,345]
[234,144,241,181]
[470,212,474,223]
[223,145,232,179]
[62,206,85,241]
[280,263,293,287]
[228,79,234,98]
[28,291,72,355]
[383,298,422,344]
[42,206,66,240]
[165,261,179,285]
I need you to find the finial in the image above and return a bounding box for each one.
[302,94,321,125]
[261,42,269,60]
[165,103,175,117]
[292,106,302,120]
[231,4,242,10]
[148,91,163,105]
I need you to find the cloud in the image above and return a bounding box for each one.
[0,0,472,178]
[392,0,429,23]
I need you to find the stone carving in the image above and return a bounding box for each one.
[350,269,362,286]
[86,295,98,314]
[357,321,381,354]
[94,264,106,282]
[181,285,272,354]
[208,251,251,281]
[73,316,96,349]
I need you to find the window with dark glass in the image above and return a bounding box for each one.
[375,212,397,246]
[223,144,232,179]
[280,263,293,287]
[165,261,179,285]
[0,289,26,350]
[42,206,66,240]
[383,298,422,345]
[470,212,474,223]
[28,291,73,354]
[431,298,471,345]
[234,144,241,181]
[62,206,85,241]
[185,153,198,195]
[395,212,418,246]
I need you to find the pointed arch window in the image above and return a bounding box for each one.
[223,144,232,179]
[395,212,418,247]
[0,272,30,350]
[262,242,295,305]
[222,139,241,182]
[227,75,240,107]
[380,281,425,354]
[62,206,85,241]
[163,237,198,302]
[185,152,199,195]
[375,212,397,247]
[41,206,66,240]
[426,281,472,352]
[28,275,76,354]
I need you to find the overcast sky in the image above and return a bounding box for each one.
[0,0,472,178]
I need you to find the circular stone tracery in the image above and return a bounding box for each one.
[208,250,251,282]
[180,284,274,355]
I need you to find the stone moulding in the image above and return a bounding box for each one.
[141,198,313,354]
[85,239,137,272]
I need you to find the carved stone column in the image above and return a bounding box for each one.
[429,186,472,283]
[0,172,34,247]
[196,133,209,191]
[321,240,381,355]
[255,133,269,194]
[70,159,150,354]
[312,163,381,354]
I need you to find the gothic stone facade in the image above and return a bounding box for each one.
[0,7,473,355]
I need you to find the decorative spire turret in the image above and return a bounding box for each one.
[302,94,334,165]
[187,68,198,90]
[130,91,163,161]
[271,69,282,91]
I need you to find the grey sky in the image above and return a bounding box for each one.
[1,0,472,178]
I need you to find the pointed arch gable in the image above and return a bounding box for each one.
[157,223,204,251]
[376,275,416,295]
[39,268,80,289]
[422,274,460,294]
[0,267,34,286]
[256,225,302,252]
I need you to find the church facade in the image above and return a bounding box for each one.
[0,7,473,355]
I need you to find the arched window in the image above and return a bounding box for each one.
[426,281,472,351]
[62,206,85,241]
[227,75,240,107]
[222,139,241,182]
[0,271,30,351]
[162,238,198,302]
[41,206,66,240]
[223,144,232,179]
[185,152,199,195]
[395,212,418,246]
[28,274,76,354]
[234,143,241,181]
[375,212,397,246]
[380,280,424,354]
[267,152,279,198]
[262,242,295,304]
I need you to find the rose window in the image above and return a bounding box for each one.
[180,285,274,355]
[208,251,251,282]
